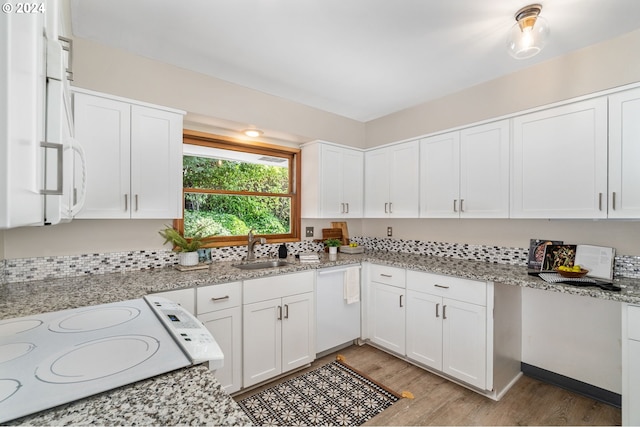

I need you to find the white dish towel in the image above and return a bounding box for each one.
[343,267,360,304]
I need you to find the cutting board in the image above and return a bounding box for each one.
[321,228,343,241]
[331,221,350,245]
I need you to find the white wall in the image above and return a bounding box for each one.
[521,287,622,393]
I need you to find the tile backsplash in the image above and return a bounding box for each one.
[2,237,639,284]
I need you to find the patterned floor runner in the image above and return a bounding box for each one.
[237,360,401,426]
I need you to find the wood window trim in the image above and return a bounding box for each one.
[175,129,301,248]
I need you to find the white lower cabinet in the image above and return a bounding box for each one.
[367,264,406,355]
[364,263,521,400]
[243,271,315,388]
[197,282,242,394]
[623,304,640,425]
[406,271,487,390]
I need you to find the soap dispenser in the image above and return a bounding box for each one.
[278,243,288,259]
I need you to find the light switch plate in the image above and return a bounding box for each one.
[387,227,392,237]
[305,227,314,237]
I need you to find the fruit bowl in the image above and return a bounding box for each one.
[555,268,589,278]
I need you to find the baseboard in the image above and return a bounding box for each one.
[521,363,621,408]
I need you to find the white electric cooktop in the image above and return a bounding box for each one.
[0,296,222,423]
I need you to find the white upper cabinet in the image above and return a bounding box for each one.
[419,131,460,218]
[73,90,184,219]
[364,140,419,217]
[608,88,640,218]
[419,120,509,218]
[301,141,363,218]
[511,98,608,218]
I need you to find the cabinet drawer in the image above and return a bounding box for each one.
[628,305,640,341]
[197,281,241,314]
[369,264,405,288]
[407,270,486,306]
[244,271,314,305]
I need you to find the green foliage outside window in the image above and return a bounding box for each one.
[183,155,291,238]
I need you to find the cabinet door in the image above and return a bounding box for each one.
[442,298,487,390]
[628,339,640,425]
[419,132,460,218]
[282,292,314,373]
[460,120,510,218]
[364,148,391,217]
[341,148,364,217]
[369,282,405,355]
[130,105,182,219]
[319,144,344,218]
[511,98,608,218]
[74,93,131,218]
[389,141,420,217]
[243,298,282,388]
[199,306,242,394]
[406,290,442,370]
[609,88,640,218]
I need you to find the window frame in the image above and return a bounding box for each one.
[175,129,301,248]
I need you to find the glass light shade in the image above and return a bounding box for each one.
[243,129,263,137]
[506,15,550,59]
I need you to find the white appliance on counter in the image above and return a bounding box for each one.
[0,295,223,423]
[0,0,86,229]
[316,265,361,354]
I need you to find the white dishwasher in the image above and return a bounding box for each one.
[316,265,361,354]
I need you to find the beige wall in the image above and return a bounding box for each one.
[365,29,640,147]
[3,30,640,260]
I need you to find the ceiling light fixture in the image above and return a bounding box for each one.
[243,129,263,138]
[507,4,550,60]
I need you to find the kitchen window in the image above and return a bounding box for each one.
[175,130,301,247]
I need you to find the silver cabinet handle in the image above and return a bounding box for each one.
[380,274,392,278]
[345,203,349,213]
[434,284,449,289]
[389,202,393,213]
[612,192,616,210]
[40,142,63,195]
[399,295,403,308]
[443,304,447,320]
[384,202,388,213]
[135,194,139,211]
[340,203,345,213]
[277,305,282,320]
[436,303,440,318]
[284,304,289,319]
[211,296,229,302]
[124,194,128,211]
[598,192,603,211]
[460,199,464,212]
[453,199,457,212]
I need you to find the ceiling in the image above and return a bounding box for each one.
[70,0,640,122]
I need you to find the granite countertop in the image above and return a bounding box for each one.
[3,250,640,425]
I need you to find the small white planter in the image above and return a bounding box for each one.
[328,246,338,255]
[178,251,199,266]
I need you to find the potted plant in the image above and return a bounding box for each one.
[159,225,207,267]
[324,238,341,255]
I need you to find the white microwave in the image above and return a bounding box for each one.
[0,3,86,229]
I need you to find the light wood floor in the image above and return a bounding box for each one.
[234,344,621,426]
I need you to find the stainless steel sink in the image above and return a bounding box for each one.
[233,260,292,270]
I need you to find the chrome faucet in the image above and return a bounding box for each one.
[246,229,266,261]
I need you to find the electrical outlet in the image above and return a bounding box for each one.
[387,226,392,237]
[305,227,314,237]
